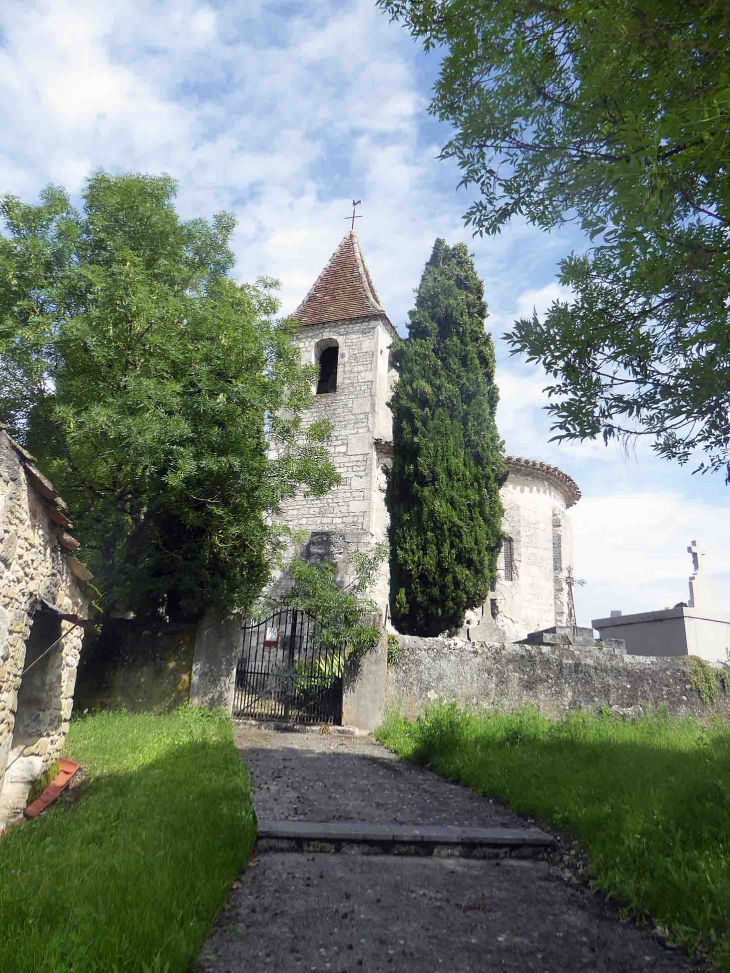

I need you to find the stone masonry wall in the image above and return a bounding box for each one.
[73,619,196,714]
[0,430,91,824]
[278,315,394,536]
[272,315,395,620]
[465,468,575,643]
[386,635,730,721]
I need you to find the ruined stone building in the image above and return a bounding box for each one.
[276,231,582,643]
[0,428,92,828]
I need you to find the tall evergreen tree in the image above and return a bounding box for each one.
[386,239,505,636]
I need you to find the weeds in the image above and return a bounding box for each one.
[377,704,730,969]
[687,655,728,703]
[0,705,256,972]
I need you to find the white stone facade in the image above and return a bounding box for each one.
[0,429,91,827]
[464,459,579,644]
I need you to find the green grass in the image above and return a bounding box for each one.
[0,706,256,973]
[377,704,730,969]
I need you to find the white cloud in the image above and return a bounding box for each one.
[573,492,730,623]
[1,0,728,633]
[515,282,573,321]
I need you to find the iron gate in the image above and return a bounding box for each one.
[232,608,343,725]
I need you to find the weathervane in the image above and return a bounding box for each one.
[345,199,362,231]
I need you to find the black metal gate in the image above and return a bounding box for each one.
[232,608,343,725]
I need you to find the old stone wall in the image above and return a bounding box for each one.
[271,314,395,620]
[0,430,91,825]
[279,315,393,538]
[465,465,576,644]
[386,635,730,721]
[73,619,196,713]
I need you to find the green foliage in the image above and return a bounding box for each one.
[0,706,256,972]
[386,239,505,636]
[378,0,730,478]
[25,759,60,807]
[387,633,401,666]
[267,542,387,657]
[687,655,729,704]
[378,704,730,967]
[0,172,339,619]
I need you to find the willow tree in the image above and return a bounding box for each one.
[386,239,505,636]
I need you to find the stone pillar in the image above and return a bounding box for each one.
[190,609,242,712]
[342,620,386,732]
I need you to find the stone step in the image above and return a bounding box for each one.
[257,820,555,859]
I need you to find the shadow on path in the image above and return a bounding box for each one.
[194,725,691,973]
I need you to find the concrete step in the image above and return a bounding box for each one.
[257,820,555,860]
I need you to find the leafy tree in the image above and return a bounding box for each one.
[386,239,505,637]
[378,0,730,477]
[267,541,387,656]
[0,172,339,619]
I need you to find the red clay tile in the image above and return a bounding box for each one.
[294,231,387,327]
[24,761,80,818]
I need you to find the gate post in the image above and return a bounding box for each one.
[190,609,243,712]
[342,617,387,732]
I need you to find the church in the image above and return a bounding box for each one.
[278,230,581,644]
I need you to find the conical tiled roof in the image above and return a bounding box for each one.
[294,231,387,326]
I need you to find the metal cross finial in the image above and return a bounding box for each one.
[345,199,362,231]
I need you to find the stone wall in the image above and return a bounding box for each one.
[280,315,394,538]
[271,314,395,621]
[0,429,91,826]
[465,462,578,644]
[386,635,730,721]
[73,619,196,713]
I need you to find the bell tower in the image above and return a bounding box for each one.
[278,231,397,616]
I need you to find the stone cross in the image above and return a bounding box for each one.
[687,539,704,608]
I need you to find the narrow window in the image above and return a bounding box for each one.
[503,537,514,582]
[317,346,338,394]
[490,599,499,621]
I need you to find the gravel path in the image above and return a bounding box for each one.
[194,725,691,973]
[235,723,530,828]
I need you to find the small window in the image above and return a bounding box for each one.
[503,537,514,582]
[317,346,338,394]
[490,599,499,620]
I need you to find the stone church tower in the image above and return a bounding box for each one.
[277,231,397,615]
[279,231,582,641]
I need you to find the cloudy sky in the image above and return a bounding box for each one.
[2,0,728,625]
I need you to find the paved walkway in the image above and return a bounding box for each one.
[195,725,690,973]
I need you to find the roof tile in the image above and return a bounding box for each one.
[294,231,386,326]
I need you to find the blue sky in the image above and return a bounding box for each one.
[1,0,728,625]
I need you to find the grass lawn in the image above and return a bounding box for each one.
[0,706,256,973]
[377,704,730,970]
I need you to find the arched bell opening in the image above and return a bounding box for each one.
[315,339,339,395]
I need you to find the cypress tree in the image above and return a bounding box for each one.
[386,239,505,636]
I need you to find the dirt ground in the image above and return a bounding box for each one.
[195,725,692,973]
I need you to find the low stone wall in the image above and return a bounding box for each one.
[73,619,196,714]
[386,636,730,721]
